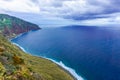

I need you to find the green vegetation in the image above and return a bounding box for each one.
[0,34,74,80]
[0,14,40,38]
[0,18,12,29]
[0,14,75,80]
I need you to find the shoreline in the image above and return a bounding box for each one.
[10,30,85,80]
[43,57,85,80]
[11,42,85,80]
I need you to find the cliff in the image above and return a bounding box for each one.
[0,14,40,38]
[0,14,74,80]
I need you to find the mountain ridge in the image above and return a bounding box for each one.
[0,14,40,38]
[0,14,74,80]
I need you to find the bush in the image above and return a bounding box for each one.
[5,64,16,75]
[0,46,5,52]
[12,55,24,65]
[0,62,6,76]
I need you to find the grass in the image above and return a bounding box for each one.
[0,14,75,80]
[0,34,74,80]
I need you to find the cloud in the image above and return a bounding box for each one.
[0,0,120,25]
[31,0,120,20]
[79,13,120,26]
[0,0,40,13]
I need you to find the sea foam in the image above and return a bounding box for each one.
[11,42,85,80]
[44,57,85,80]
[12,43,27,53]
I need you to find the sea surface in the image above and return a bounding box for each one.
[12,25,120,80]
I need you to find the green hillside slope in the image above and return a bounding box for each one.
[0,14,74,80]
[0,14,40,38]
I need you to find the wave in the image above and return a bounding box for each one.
[11,42,85,80]
[43,57,85,80]
[12,43,27,53]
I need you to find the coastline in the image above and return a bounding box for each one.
[44,57,85,80]
[9,30,38,41]
[11,41,85,80]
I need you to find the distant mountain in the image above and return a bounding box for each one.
[62,25,97,29]
[0,14,40,38]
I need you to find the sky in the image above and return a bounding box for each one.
[0,0,120,27]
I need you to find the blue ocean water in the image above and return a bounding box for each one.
[12,25,120,80]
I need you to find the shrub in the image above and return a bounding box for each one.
[0,62,6,76]
[12,55,24,65]
[0,46,5,52]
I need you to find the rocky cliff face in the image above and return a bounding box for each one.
[0,14,40,38]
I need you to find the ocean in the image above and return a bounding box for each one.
[12,25,120,80]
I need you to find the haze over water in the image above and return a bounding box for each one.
[12,26,120,80]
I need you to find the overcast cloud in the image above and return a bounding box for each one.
[0,0,120,26]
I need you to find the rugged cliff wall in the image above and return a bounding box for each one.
[0,14,40,38]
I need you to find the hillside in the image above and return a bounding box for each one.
[0,14,40,38]
[0,14,74,80]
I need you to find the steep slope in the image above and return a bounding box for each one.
[0,35,43,80]
[0,14,74,80]
[0,14,40,38]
